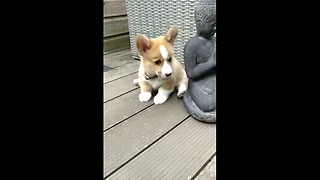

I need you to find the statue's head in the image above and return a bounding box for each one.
[194,0,216,38]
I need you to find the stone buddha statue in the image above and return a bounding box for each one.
[183,0,216,122]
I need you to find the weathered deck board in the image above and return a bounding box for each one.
[104,16,129,38]
[195,156,216,180]
[104,0,127,18]
[103,48,139,83]
[103,95,189,178]
[107,117,216,179]
[103,49,216,180]
[104,73,138,102]
[104,89,153,130]
[104,53,137,68]
[104,60,139,83]
[104,34,131,54]
[104,48,131,58]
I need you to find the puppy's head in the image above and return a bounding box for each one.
[136,26,178,78]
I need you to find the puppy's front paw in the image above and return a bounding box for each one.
[154,94,168,104]
[177,92,184,98]
[177,84,187,98]
[139,91,152,102]
[133,79,140,85]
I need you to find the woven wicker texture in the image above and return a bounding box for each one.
[125,0,201,64]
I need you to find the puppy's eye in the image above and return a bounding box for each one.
[155,60,161,65]
[168,57,172,62]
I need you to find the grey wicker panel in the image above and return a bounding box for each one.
[125,0,200,64]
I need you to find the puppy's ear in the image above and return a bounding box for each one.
[136,34,152,55]
[165,26,178,46]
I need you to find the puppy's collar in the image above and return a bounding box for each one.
[144,72,158,80]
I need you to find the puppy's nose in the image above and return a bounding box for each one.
[165,73,172,77]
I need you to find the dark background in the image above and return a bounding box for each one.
[2,0,317,179]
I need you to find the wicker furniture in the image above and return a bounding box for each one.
[125,0,201,64]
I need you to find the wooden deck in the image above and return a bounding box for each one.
[104,49,216,180]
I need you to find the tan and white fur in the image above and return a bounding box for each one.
[133,26,188,104]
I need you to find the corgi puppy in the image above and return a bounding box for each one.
[133,26,188,104]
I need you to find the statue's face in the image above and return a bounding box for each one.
[196,19,216,38]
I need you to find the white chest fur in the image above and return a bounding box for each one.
[148,78,165,90]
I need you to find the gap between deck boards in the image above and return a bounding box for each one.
[103,62,139,83]
[104,49,216,180]
[104,87,182,130]
[104,73,139,102]
[104,48,131,59]
[104,89,153,130]
[104,115,191,179]
[105,116,216,179]
[104,94,190,177]
[104,87,139,103]
[104,103,155,132]
[192,152,216,180]
[103,50,140,84]
[103,71,137,85]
